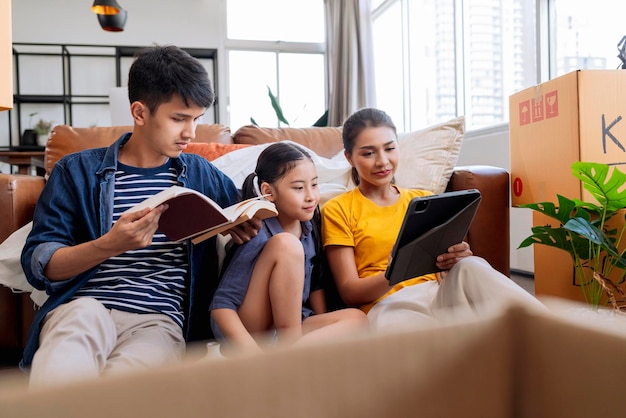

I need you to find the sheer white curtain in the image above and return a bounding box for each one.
[325,0,377,127]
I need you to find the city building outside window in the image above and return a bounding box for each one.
[372,0,537,132]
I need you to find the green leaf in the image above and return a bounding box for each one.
[518,225,572,252]
[267,86,290,126]
[564,217,626,267]
[250,117,258,126]
[564,218,611,247]
[312,110,329,127]
[571,161,626,212]
[518,225,592,261]
[519,194,582,225]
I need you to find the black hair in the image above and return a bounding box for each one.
[342,108,397,185]
[241,142,313,199]
[127,44,214,114]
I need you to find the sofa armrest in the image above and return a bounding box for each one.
[0,174,45,243]
[447,165,510,277]
[0,174,44,357]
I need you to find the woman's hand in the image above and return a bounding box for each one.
[436,241,472,278]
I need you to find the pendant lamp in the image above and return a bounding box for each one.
[97,8,127,32]
[91,0,121,15]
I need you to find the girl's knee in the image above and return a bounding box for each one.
[265,233,304,258]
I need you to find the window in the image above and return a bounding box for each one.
[373,0,537,132]
[228,51,325,130]
[552,0,626,76]
[226,0,326,131]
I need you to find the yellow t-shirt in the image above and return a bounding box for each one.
[321,186,437,313]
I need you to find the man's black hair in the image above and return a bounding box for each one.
[127,44,214,113]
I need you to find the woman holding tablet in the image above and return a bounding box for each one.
[321,108,544,330]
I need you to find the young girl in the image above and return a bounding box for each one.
[321,108,545,331]
[210,142,367,353]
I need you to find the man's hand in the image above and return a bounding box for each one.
[226,217,262,245]
[96,205,168,254]
[45,205,169,281]
[436,241,472,277]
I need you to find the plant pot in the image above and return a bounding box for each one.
[20,129,37,147]
[36,134,48,147]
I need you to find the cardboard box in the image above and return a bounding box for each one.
[3,303,626,418]
[509,70,626,207]
[531,210,626,304]
[531,212,583,302]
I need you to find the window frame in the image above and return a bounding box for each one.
[223,1,326,130]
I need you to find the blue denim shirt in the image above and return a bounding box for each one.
[19,133,239,369]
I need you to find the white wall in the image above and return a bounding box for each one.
[11,0,228,122]
[458,123,534,274]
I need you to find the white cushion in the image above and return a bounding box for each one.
[394,116,465,194]
[211,140,354,206]
[0,222,48,306]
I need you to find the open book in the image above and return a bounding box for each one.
[125,185,278,244]
[385,189,482,286]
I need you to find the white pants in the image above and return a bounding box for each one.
[367,256,545,332]
[29,297,185,389]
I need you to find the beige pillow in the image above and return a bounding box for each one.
[0,222,48,306]
[394,116,465,194]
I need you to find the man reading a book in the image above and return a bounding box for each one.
[20,44,259,387]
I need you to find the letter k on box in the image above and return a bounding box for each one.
[509,70,626,206]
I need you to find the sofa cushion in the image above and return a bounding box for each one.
[45,124,233,176]
[232,125,343,159]
[233,118,464,195]
[183,143,251,161]
[394,116,465,194]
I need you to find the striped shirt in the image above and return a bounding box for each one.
[74,160,188,328]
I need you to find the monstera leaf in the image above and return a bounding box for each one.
[520,194,591,224]
[519,194,573,223]
[518,220,594,260]
[571,161,626,213]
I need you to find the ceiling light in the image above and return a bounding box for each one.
[97,8,127,32]
[91,0,122,15]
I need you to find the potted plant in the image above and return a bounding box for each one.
[518,161,626,311]
[33,117,53,147]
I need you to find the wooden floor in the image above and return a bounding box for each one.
[511,271,534,295]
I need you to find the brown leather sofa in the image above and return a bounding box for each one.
[0,123,510,367]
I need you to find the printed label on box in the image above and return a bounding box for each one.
[519,100,531,126]
[513,177,523,197]
[531,97,544,122]
[545,90,558,119]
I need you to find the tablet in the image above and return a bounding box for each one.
[385,189,482,286]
